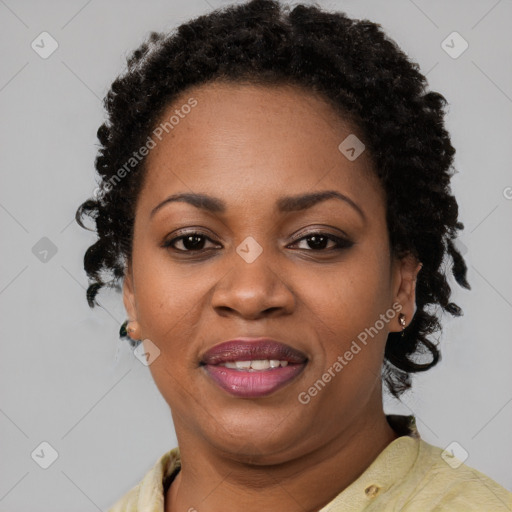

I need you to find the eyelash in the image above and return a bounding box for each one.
[162,231,354,253]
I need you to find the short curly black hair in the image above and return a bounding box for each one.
[76,0,470,398]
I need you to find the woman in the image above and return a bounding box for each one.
[76,0,512,510]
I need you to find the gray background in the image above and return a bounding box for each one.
[1,0,511,510]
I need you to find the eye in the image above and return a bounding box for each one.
[163,232,220,252]
[162,230,353,254]
[289,232,353,251]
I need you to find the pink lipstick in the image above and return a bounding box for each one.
[200,338,307,398]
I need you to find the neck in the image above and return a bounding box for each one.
[165,409,398,512]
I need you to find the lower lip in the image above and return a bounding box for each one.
[203,364,306,398]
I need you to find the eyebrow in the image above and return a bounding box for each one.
[150,190,366,221]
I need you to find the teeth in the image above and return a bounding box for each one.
[220,359,291,370]
[251,360,270,370]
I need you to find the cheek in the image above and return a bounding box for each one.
[130,260,204,378]
[311,246,391,332]
[302,254,392,406]
[132,242,203,328]
[302,252,392,396]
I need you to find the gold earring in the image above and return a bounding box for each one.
[398,313,406,337]
[120,320,140,341]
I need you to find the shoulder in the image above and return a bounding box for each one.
[107,448,181,512]
[398,438,512,511]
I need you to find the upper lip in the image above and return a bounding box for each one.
[200,338,308,365]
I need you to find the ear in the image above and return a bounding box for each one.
[123,261,138,324]
[390,253,422,332]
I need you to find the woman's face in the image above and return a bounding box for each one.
[124,82,419,463]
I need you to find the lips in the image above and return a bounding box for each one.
[200,338,308,398]
[201,338,308,365]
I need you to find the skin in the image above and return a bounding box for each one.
[123,82,421,512]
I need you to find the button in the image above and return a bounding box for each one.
[364,484,381,498]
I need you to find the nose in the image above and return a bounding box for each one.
[210,247,295,320]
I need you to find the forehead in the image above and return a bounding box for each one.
[139,81,382,213]
[147,81,363,163]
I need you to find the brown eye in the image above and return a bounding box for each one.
[290,232,354,251]
[163,233,219,252]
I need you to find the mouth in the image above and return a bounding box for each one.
[200,338,308,398]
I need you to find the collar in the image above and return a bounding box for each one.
[317,414,421,510]
[137,414,420,511]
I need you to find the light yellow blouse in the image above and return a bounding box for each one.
[108,415,512,511]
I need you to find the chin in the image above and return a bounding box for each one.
[204,411,305,460]
[215,435,301,466]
